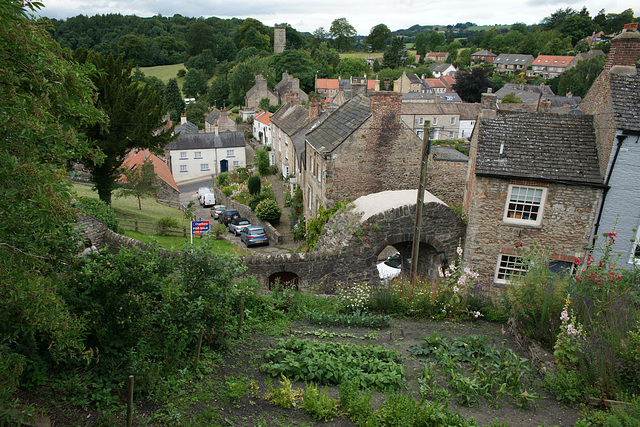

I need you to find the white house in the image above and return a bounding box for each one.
[168,131,246,183]
[252,110,273,146]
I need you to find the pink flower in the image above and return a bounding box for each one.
[453,286,459,294]
[457,247,463,256]
[560,310,569,322]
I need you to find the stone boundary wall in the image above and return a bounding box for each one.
[212,187,283,244]
[77,215,108,249]
[426,157,468,207]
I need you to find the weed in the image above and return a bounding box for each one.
[301,382,339,421]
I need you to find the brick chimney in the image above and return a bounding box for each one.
[180,113,187,124]
[605,23,640,71]
[370,91,401,127]
[285,90,300,105]
[309,97,322,120]
[480,89,497,119]
[351,76,368,97]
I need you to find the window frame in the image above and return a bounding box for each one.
[179,151,188,160]
[495,254,527,284]
[226,149,235,158]
[179,165,188,173]
[503,184,547,226]
[200,163,210,171]
[194,151,202,159]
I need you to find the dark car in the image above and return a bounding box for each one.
[228,217,251,236]
[240,225,269,247]
[220,209,240,226]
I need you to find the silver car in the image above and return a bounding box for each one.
[228,217,251,236]
[210,204,226,219]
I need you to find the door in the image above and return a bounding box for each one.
[220,159,228,173]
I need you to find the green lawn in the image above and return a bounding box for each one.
[139,63,186,87]
[339,51,384,59]
[73,183,243,254]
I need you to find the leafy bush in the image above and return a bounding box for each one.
[255,198,281,224]
[261,337,404,390]
[247,175,261,195]
[222,186,233,197]
[75,196,118,231]
[248,193,271,211]
[302,382,339,421]
[305,310,392,328]
[217,172,230,187]
[156,216,179,236]
[543,364,585,404]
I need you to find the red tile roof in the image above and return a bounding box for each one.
[255,111,273,125]
[532,55,575,66]
[316,79,340,90]
[122,149,179,192]
[423,78,446,88]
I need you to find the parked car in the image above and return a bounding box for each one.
[228,217,251,236]
[240,225,269,247]
[377,252,402,282]
[211,205,226,219]
[197,187,210,202]
[201,193,216,208]
[220,209,240,226]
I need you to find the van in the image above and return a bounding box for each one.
[202,193,216,208]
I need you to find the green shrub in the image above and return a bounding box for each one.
[213,222,227,239]
[75,197,119,231]
[222,186,233,197]
[338,381,375,426]
[156,216,179,236]
[543,365,586,404]
[247,175,261,195]
[217,172,230,187]
[302,382,339,421]
[255,198,281,224]
[248,193,271,211]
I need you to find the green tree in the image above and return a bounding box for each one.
[116,160,160,210]
[186,99,209,128]
[255,147,271,176]
[248,175,262,195]
[255,198,282,223]
[310,42,340,78]
[164,78,185,122]
[228,57,274,106]
[78,52,173,205]
[207,74,230,108]
[238,18,271,51]
[185,21,216,59]
[258,97,271,112]
[117,33,147,65]
[182,67,208,98]
[555,55,605,97]
[336,57,369,78]
[383,37,405,69]
[271,49,317,93]
[366,24,391,51]
[0,0,105,400]
[329,18,356,52]
[186,48,217,77]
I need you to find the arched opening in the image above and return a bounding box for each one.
[377,241,448,281]
[268,271,299,291]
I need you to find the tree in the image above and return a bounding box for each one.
[336,57,369,78]
[207,74,230,108]
[366,24,391,51]
[383,37,405,69]
[78,52,173,205]
[185,21,216,59]
[255,147,271,176]
[117,33,147,65]
[182,68,208,98]
[329,18,356,52]
[186,48,217,77]
[501,92,523,103]
[186,99,209,128]
[248,175,261,195]
[228,56,274,106]
[452,66,492,103]
[164,78,184,122]
[238,18,271,51]
[1,0,105,400]
[258,97,271,112]
[271,50,317,93]
[555,55,605,97]
[116,160,160,210]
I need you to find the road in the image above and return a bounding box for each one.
[177,177,292,254]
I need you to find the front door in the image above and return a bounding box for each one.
[220,159,228,173]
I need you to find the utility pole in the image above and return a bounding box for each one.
[410,121,431,281]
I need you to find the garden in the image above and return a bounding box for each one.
[4,235,639,426]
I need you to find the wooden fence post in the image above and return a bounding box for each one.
[134,220,138,233]
[127,375,134,427]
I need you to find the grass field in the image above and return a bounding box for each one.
[73,183,242,253]
[140,63,187,86]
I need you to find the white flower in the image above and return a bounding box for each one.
[453,286,459,294]
[560,310,569,322]
[457,276,467,286]
[457,247,463,256]
[438,267,444,278]
[473,311,481,318]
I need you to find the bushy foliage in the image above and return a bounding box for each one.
[248,193,271,211]
[247,175,261,195]
[255,198,282,223]
[156,216,179,236]
[75,196,119,232]
[217,172,230,187]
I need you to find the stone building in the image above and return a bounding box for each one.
[274,25,286,54]
[244,74,278,109]
[579,23,640,268]
[492,54,534,74]
[274,72,309,105]
[463,93,604,290]
[304,91,424,217]
[401,102,481,141]
[121,149,180,207]
[204,108,237,134]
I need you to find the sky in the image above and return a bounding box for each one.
[37,0,636,35]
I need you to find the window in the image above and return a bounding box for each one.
[226,149,235,157]
[233,161,239,168]
[418,117,424,125]
[179,151,187,159]
[433,117,438,125]
[504,185,546,225]
[179,165,187,172]
[495,254,527,283]
[200,163,210,171]
[549,260,575,275]
[450,117,456,125]
[194,151,202,159]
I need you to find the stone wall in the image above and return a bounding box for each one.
[463,176,602,291]
[77,215,108,249]
[212,186,283,244]
[426,155,468,206]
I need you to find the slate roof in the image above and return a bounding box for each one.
[306,94,371,154]
[169,131,246,150]
[292,112,329,167]
[401,92,462,102]
[475,111,603,185]
[429,63,454,73]
[432,146,469,161]
[205,109,220,125]
[270,103,310,135]
[610,70,640,133]
[174,121,198,135]
[493,54,534,65]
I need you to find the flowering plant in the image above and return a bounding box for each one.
[436,245,479,317]
[553,298,582,367]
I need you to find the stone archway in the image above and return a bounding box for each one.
[268,271,299,291]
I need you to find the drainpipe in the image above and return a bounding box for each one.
[590,133,629,250]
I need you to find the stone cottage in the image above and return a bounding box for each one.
[244,74,278,109]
